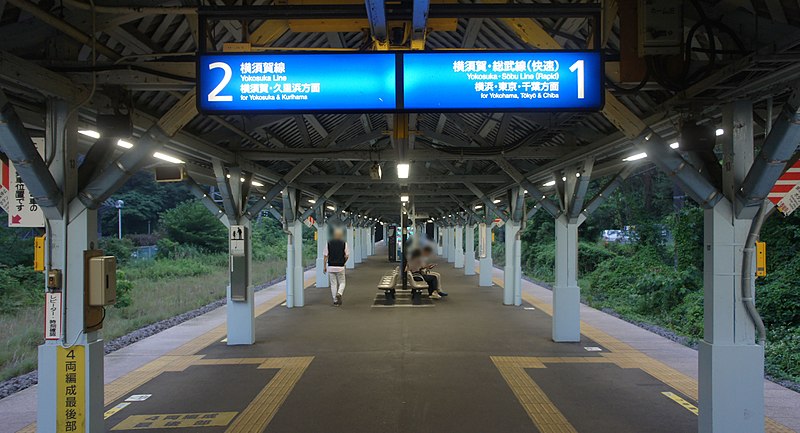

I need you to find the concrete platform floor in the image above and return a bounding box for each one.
[2,243,799,433]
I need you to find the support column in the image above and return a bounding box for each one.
[286,219,304,308]
[315,223,328,288]
[454,224,465,268]
[346,224,355,269]
[353,226,363,264]
[447,226,456,263]
[479,223,493,286]
[464,223,476,275]
[552,216,580,342]
[436,226,443,255]
[35,101,103,433]
[503,220,522,306]
[699,200,763,433]
[226,217,254,345]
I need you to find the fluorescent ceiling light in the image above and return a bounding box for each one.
[252,180,264,187]
[78,129,101,139]
[492,199,501,204]
[715,128,724,136]
[308,199,316,204]
[669,142,680,149]
[153,152,184,164]
[543,180,556,187]
[400,194,409,202]
[116,139,133,149]
[326,205,336,211]
[397,163,410,179]
[623,152,648,162]
[474,205,483,209]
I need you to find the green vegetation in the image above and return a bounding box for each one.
[0,174,315,382]
[510,170,800,385]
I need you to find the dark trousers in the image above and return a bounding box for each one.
[420,274,438,295]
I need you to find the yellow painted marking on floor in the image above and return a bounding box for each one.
[16,277,316,433]
[104,402,131,419]
[491,356,577,433]
[111,411,237,430]
[483,271,796,433]
[662,391,699,415]
[225,357,314,433]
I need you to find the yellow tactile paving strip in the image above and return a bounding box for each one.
[489,275,794,433]
[17,277,315,433]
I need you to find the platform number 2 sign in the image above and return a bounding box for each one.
[208,62,233,102]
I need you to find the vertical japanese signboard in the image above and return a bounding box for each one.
[0,159,9,213]
[478,223,488,258]
[45,291,62,340]
[57,346,85,432]
[402,51,603,111]
[8,137,45,227]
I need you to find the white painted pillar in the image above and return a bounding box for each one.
[37,101,103,432]
[39,207,104,433]
[436,226,443,255]
[353,226,363,264]
[346,225,355,269]
[479,224,493,286]
[454,225,465,268]
[286,219,304,308]
[315,223,328,288]
[227,219,254,345]
[699,200,763,433]
[447,227,456,263]
[464,224,476,275]
[552,216,580,342]
[382,224,387,245]
[504,221,522,306]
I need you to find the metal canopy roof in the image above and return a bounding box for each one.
[1,0,800,223]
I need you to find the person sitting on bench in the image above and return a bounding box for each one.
[421,245,447,297]
[407,248,442,299]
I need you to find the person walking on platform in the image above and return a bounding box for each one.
[324,228,350,306]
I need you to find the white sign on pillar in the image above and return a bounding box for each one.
[8,137,45,227]
[230,225,246,257]
[777,183,800,216]
[478,223,487,258]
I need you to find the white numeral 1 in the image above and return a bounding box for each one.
[569,60,585,100]
[208,62,233,102]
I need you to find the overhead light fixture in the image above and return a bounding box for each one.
[575,173,581,178]
[543,180,556,187]
[669,142,680,149]
[492,199,501,204]
[252,180,264,187]
[562,176,567,181]
[400,194,409,202]
[78,129,101,139]
[370,163,382,180]
[116,139,133,149]
[308,199,316,204]
[715,128,724,136]
[474,205,483,209]
[326,205,336,211]
[623,152,648,162]
[397,163,410,179]
[153,152,184,164]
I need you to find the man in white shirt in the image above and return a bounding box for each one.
[324,228,350,306]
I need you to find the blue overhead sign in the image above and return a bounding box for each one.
[197,51,603,113]
[401,51,603,111]
[197,53,397,113]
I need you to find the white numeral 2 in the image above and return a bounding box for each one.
[208,62,233,102]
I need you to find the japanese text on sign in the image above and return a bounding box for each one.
[57,346,85,432]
